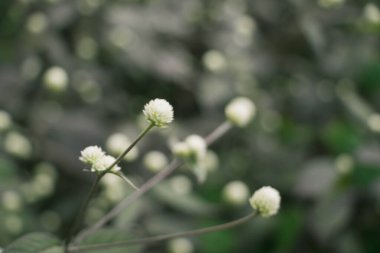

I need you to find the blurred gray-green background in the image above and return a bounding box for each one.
[1,0,380,252]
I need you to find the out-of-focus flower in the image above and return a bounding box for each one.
[225,97,256,127]
[0,110,11,131]
[26,12,48,34]
[223,181,249,206]
[185,135,207,161]
[143,98,174,128]
[364,4,380,24]
[168,238,194,253]
[4,132,32,159]
[2,191,22,211]
[43,66,68,92]
[169,176,192,195]
[106,133,139,161]
[249,186,281,217]
[335,154,354,175]
[202,50,227,72]
[143,151,168,172]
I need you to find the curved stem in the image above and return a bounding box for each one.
[69,212,256,252]
[73,121,232,244]
[101,124,154,176]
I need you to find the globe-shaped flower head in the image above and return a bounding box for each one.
[143,99,174,128]
[249,186,281,217]
[225,97,256,127]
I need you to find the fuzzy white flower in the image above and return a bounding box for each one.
[92,155,121,172]
[79,146,105,165]
[249,186,281,217]
[185,135,207,160]
[225,97,256,127]
[43,66,68,92]
[223,181,249,206]
[143,151,168,172]
[143,98,174,127]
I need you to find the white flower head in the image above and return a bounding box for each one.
[92,155,121,172]
[172,142,191,158]
[143,151,168,172]
[43,66,68,92]
[185,135,207,160]
[143,98,174,128]
[225,97,256,127]
[223,181,249,206]
[79,146,105,165]
[249,186,281,217]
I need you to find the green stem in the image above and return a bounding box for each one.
[65,175,102,248]
[69,212,256,252]
[100,123,154,177]
[111,172,139,190]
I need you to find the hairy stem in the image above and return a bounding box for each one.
[69,212,256,252]
[73,121,232,244]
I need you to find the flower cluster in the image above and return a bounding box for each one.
[79,146,121,173]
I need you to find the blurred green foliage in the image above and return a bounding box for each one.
[1,0,380,252]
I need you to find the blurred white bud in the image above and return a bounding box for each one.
[185,135,207,161]
[364,3,380,23]
[169,176,193,195]
[5,215,23,235]
[172,142,191,158]
[223,181,249,206]
[201,151,219,173]
[79,145,105,165]
[368,113,380,133]
[4,132,32,159]
[43,66,68,92]
[203,50,227,72]
[167,238,194,253]
[76,36,98,60]
[225,97,256,127]
[106,133,139,161]
[143,151,168,172]
[2,191,22,211]
[26,12,48,34]
[0,110,11,131]
[143,98,174,128]
[249,186,281,217]
[335,154,354,175]
[92,155,121,172]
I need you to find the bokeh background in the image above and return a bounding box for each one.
[1,0,380,252]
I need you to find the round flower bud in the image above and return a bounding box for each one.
[223,181,249,206]
[43,66,68,92]
[79,146,105,165]
[225,97,256,127]
[143,98,174,128]
[185,135,207,160]
[92,155,121,172]
[172,142,191,158]
[167,238,194,253]
[143,151,168,172]
[249,186,281,217]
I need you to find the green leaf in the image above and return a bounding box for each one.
[79,229,142,253]
[4,233,63,253]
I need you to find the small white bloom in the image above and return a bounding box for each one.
[143,98,174,127]
[0,110,11,131]
[249,186,281,217]
[92,155,121,172]
[172,142,191,158]
[185,135,207,160]
[106,133,138,161]
[143,151,168,172]
[223,181,249,206]
[225,97,256,127]
[43,66,68,92]
[79,146,105,165]
[168,237,194,253]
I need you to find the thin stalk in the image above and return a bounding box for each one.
[66,123,155,248]
[73,121,233,244]
[69,212,256,252]
[111,172,139,191]
[65,175,101,247]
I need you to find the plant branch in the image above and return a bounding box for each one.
[72,121,232,244]
[69,212,256,252]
